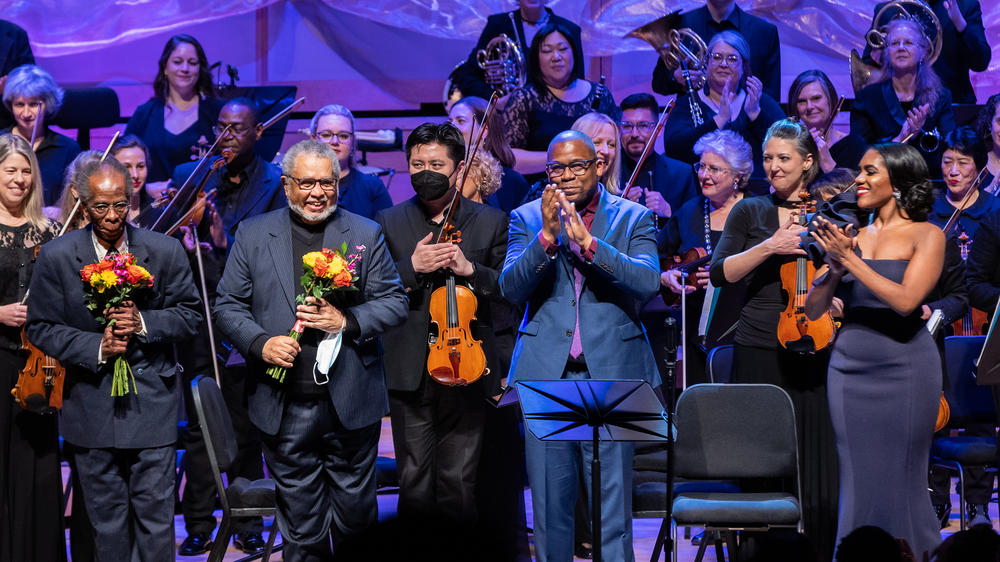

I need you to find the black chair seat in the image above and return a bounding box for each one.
[673,492,800,526]
[633,480,742,511]
[933,436,997,464]
[226,477,276,509]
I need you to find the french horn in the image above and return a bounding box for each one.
[476,33,526,98]
[849,0,942,92]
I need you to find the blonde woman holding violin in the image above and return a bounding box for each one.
[0,133,65,562]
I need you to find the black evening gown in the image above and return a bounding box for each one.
[828,259,941,559]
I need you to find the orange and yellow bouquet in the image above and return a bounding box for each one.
[80,253,155,396]
[266,243,365,382]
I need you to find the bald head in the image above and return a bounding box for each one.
[545,129,605,204]
[547,130,597,160]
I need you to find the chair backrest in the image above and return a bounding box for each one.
[674,383,798,480]
[706,344,734,383]
[944,336,994,424]
[190,375,239,474]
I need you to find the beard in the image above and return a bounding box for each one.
[289,199,337,223]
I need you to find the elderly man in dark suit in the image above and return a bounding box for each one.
[374,123,509,527]
[26,157,202,561]
[500,130,661,562]
[214,139,407,560]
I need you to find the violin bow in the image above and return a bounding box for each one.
[821,96,846,141]
[941,167,989,234]
[436,91,499,243]
[261,97,306,131]
[621,99,676,201]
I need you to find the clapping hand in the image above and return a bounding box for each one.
[714,77,736,128]
[766,214,807,256]
[556,190,593,250]
[744,76,763,121]
[812,217,856,276]
[897,104,931,142]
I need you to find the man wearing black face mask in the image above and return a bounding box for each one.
[374,123,510,537]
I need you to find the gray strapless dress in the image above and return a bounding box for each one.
[828,259,941,559]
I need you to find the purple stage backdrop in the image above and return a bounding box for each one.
[6,0,999,202]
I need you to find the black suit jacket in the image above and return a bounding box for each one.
[450,8,583,100]
[214,208,408,435]
[651,5,781,101]
[620,152,699,215]
[863,0,991,104]
[375,196,510,395]
[26,225,202,449]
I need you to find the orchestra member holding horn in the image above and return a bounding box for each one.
[862,0,990,104]
[709,119,839,558]
[125,34,221,192]
[805,143,944,559]
[310,104,392,220]
[661,31,783,186]
[503,23,618,182]
[851,18,956,177]
[0,134,64,562]
[1,64,80,208]
[447,0,581,104]
[787,70,867,174]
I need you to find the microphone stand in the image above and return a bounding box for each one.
[655,317,680,561]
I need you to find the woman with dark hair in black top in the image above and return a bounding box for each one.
[502,23,618,183]
[125,34,221,189]
[709,118,839,559]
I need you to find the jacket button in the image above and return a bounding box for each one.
[565,330,573,337]
[570,299,576,306]
[136,368,143,375]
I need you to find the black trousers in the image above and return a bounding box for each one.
[389,380,486,523]
[73,444,176,562]
[179,337,263,536]
[261,395,379,562]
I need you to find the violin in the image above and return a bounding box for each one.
[424,93,498,386]
[777,192,836,353]
[661,247,710,306]
[426,223,489,386]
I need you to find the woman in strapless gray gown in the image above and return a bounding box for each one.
[806,143,946,560]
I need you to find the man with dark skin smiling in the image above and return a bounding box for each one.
[171,96,287,556]
[500,130,660,562]
[375,123,509,533]
[215,139,407,560]
[26,158,201,561]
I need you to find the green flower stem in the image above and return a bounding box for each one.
[265,320,305,383]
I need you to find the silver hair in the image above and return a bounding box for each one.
[3,65,64,118]
[75,157,132,202]
[309,104,357,167]
[693,129,753,187]
[281,139,341,177]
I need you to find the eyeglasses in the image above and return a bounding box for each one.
[212,123,253,137]
[88,201,130,217]
[709,52,740,66]
[316,131,353,144]
[288,176,338,192]
[694,162,732,177]
[619,121,656,134]
[545,158,598,178]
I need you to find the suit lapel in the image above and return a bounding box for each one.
[74,226,99,267]
[268,212,296,309]
[322,209,352,257]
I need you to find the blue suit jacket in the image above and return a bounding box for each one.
[214,208,408,435]
[26,225,202,449]
[500,188,661,385]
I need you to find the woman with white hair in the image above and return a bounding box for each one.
[1,64,80,207]
[309,104,392,219]
[658,129,751,383]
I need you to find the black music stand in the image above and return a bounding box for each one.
[976,296,1000,385]
[509,379,671,562]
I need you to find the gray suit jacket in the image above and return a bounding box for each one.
[26,225,202,449]
[214,208,408,435]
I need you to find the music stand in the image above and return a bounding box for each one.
[975,296,1000,385]
[510,379,671,562]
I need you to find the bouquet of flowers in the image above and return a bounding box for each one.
[80,253,155,396]
[266,243,365,382]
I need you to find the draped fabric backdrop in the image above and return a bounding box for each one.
[8,0,999,105]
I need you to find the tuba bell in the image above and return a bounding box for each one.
[849,0,942,92]
[476,34,526,98]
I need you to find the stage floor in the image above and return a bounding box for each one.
[64,417,969,561]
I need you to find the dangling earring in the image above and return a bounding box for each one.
[893,189,901,201]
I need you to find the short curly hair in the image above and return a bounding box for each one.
[869,143,933,222]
